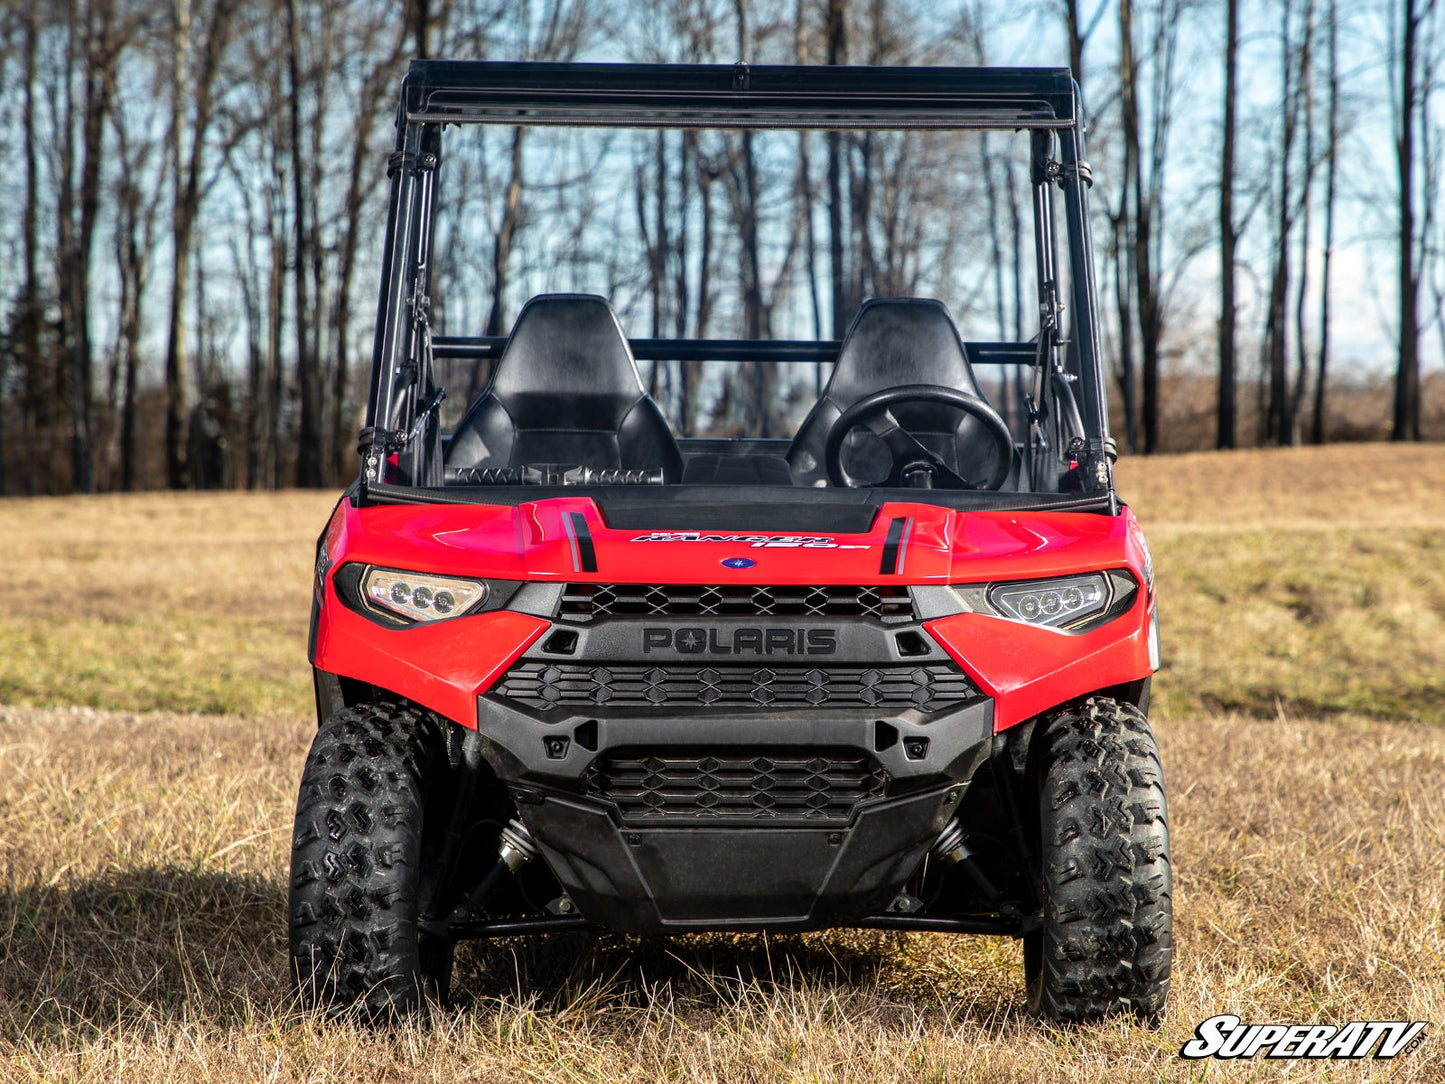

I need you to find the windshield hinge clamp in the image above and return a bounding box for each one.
[1045,159,1093,188]
[387,150,439,178]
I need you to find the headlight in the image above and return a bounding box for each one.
[362,568,489,623]
[986,573,1113,630]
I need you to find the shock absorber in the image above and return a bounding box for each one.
[445,818,538,930]
[495,818,538,873]
[932,818,1004,905]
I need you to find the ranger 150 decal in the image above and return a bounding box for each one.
[643,627,839,655]
[630,532,871,550]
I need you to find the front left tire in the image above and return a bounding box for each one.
[288,702,451,1015]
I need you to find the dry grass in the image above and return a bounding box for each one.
[1116,445,1445,724]
[2,445,1444,1080]
[0,491,331,715]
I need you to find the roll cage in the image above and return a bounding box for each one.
[360,61,1115,510]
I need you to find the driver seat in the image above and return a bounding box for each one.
[786,298,1008,487]
[445,294,683,481]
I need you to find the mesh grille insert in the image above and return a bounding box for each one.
[492,661,976,711]
[558,583,915,623]
[587,749,888,821]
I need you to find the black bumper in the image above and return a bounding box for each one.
[472,616,995,935]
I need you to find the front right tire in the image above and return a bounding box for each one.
[1024,697,1172,1023]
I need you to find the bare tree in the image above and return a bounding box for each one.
[1263,0,1310,445]
[1121,0,1183,454]
[1393,0,1434,441]
[1311,0,1339,443]
[12,4,48,494]
[825,0,848,336]
[161,0,239,488]
[1218,0,1240,448]
[110,72,168,491]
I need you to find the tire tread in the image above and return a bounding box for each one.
[1029,697,1172,1024]
[287,702,436,1016]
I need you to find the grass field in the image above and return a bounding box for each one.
[2,445,1443,1082]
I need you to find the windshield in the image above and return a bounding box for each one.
[363,63,1113,509]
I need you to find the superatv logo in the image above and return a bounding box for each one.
[630,532,870,549]
[1180,1015,1427,1060]
[642,627,838,656]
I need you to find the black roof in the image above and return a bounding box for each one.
[401,60,1080,130]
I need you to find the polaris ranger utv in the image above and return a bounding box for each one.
[292,60,1170,1024]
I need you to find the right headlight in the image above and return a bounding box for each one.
[329,562,521,628]
[362,567,489,623]
[985,572,1126,631]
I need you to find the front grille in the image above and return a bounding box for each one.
[557,583,915,623]
[587,749,888,820]
[492,661,976,711]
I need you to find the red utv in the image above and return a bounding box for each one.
[291,61,1169,1025]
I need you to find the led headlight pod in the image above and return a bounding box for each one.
[987,573,1111,630]
[362,568,489,623]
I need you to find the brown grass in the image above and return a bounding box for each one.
[2,446,1444,1080]
[0,491,332,715]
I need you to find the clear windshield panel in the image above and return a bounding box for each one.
[384,120,1108,502]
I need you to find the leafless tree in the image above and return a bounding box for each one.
[1393,0,1435,441]
[1218,0,1240,448]
[161,0,239,488]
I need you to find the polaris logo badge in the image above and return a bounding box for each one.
[642,627,838,655]
[1179,1016,1427,1060]
[630,532,870,550]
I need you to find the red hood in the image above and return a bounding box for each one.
[326,496,1145,585]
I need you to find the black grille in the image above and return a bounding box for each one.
[492,661,976,711]
[587,749,888,821]
[557,583,915,623]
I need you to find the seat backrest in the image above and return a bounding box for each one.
[445,294,683,481]
[787,298,992,486]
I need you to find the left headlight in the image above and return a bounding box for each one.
[361,568,490,623]
[986,572,1118,631]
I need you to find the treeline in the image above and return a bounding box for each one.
[0,0,1439,495]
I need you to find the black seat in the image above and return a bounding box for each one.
[445,294,683,481]
[787,298,1009,487]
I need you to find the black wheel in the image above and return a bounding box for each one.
[1024,697,1172,1024]
[288,702,452,1015]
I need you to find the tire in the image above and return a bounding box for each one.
[288,702,451,1015]
[1023,697,1172,1024]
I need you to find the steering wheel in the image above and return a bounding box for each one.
[823,384,1014,490]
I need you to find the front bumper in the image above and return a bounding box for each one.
[473,617,995,934]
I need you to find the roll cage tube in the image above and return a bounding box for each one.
[363,111,442,486]
[359,63,1113,499]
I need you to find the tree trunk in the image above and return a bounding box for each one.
[826,0,847,337]
[1311,0,1339,444]
[16,5,43,495]
[1118,0,1145,452]
[485,127,527,337]
[1218,0,1239,448]
[1289,2,1316,442]
[1394,0,1423,441]
[1265,0,1298,446]
[162,0,237,488]
[289,0,324,487]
